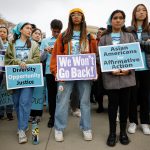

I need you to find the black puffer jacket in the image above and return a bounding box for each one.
[127,26,150,68]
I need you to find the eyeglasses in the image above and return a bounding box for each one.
[71,13,82,18]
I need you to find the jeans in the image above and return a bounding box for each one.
[13,88,33,130]
[70,82,80,111]
[54,80,92,131]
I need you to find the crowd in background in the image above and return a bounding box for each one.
[0,3,150,147]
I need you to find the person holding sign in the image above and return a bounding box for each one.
[0,26,14,121]
[0,37,4,86]
[5,22,40,144]
[99,10,136,146]
[128,4,150,135]
[40,19,63,128]
[29,28,43,123]
[0,37,3,84]
[50,8,97,142]
[0,36,4,85]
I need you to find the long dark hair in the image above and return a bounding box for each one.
[102,10,127,36]
[12,23,31,48]
[131,4,150,32]
[63,13,87,47]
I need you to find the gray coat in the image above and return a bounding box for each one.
[99,32,136,89]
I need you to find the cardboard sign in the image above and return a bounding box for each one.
[99,42,144,72]
[5,63,44,90]
[57,54,97,81]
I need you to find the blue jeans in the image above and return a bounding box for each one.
[13,88,33,130]
[54,80,92,131]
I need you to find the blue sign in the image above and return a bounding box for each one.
[0,82,13,106]
[5,63,44,90]
[99,42,144,72]
[0,50,5,72]
[57,54,97,81]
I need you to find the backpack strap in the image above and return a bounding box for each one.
[61,31,66,46]
[61,31,66,53]
[87,33,91,41]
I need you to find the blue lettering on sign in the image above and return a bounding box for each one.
[5,64,44,90]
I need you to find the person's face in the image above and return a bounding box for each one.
[111,12,125,31]
[97,29,103,38]
[0,28,8,41]
[71,12,83,25]
[20,24,32,38]
[135,5,147,21]
[51,28,61,38]
[32,30,41,42]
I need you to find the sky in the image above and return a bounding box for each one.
[0,0,150,37]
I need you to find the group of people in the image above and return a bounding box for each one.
[0,25,14,121]
[0,3,150,147]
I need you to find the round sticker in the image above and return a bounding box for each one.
[58,85,64,91]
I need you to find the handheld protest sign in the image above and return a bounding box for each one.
[57,54,97,81]
[5,63,44,90]
[99,42,144,72]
